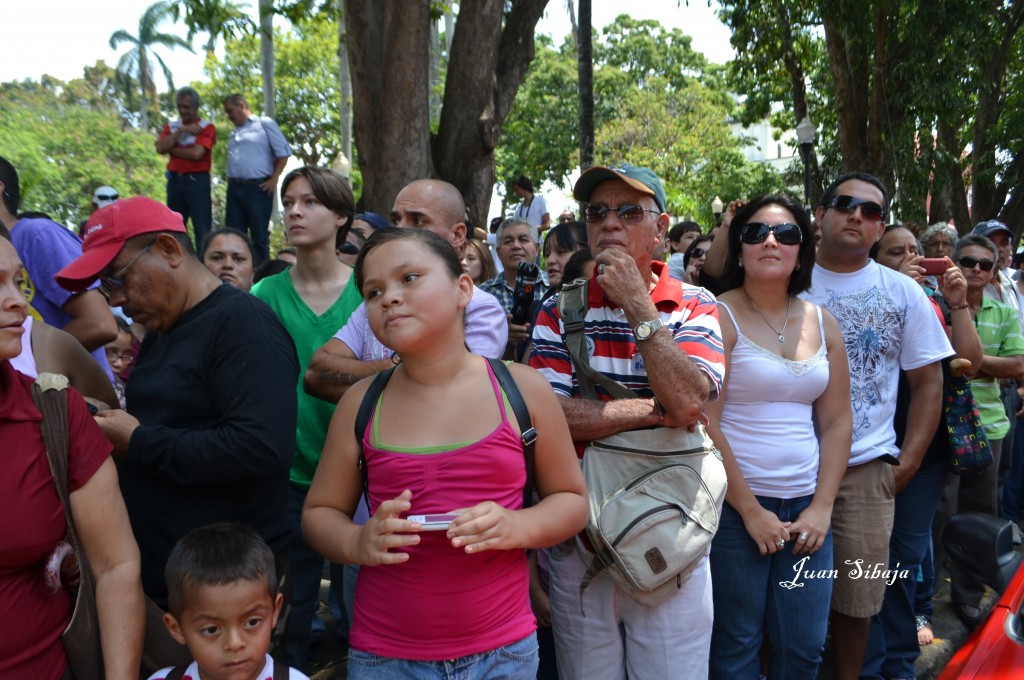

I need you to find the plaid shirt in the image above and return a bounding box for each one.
[479,272,550,315]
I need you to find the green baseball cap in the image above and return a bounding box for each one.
[573,163,667,212]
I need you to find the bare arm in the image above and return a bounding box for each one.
[303,338,393,403]
[702,199,746,279]
[594,248,711,428]
[70,458,144,680]
[789,310,852,553]
[893,361,944,491]
[169,145,207,161]
[32,321,117,408]
[978,354,1024,381]
[61,289,117,351]
[938,263,984,374]
[559,394,660,442]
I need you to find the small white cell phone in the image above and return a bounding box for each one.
[408,513,461,530]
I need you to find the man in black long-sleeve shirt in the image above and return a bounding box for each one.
[57,196,298,607]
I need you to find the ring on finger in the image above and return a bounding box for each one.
[798,531,809,541]
[775,540,785,549]
[598,264,606,275]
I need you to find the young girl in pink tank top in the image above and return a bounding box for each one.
[303,227,587,679]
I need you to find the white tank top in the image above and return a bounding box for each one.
[718,301,829,498]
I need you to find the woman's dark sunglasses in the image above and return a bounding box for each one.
[740,222,803,246]
[957,256,995,272]
[828,195,886,222]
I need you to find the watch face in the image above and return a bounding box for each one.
[636,323,652,340]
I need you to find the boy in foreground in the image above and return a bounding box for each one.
[150,523,309,680]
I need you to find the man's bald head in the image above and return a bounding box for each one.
[390,179,467,253]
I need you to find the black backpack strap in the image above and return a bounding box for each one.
[164,666,188,680]
[272,659,290,680]
[354,367,397,514]
[487,358,537,508]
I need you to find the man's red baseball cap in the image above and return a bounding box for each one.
[56,197,187,291]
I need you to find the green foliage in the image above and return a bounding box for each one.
[498,14,781,220]
[198,16,341,167]
[0,69,167,226]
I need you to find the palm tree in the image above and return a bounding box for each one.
[109,0,194,129]
[172,0,254,57]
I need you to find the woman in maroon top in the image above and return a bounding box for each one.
[0,236,145,679]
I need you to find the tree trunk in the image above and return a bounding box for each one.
[259,0,275,118]
[970,1,1024,224]
[577,0,594,173]
[430,16,442,129]
[336,0,352,166]
[433,0,550,226]
[139,48,150,129]
[936,119,971,233]
[346,0,434,215]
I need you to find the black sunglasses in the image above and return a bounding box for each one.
[339,242,361,256]
[94,194,118,201]
[828,194,886,222]
[583,204,660,224]
[740,222,803,246]
[957,256,995,272]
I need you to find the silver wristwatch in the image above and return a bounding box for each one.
[633,318,665,341]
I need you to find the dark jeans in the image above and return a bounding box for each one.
[861,459,947,680]
[166,171,212,249]
[949,437,1005,606]
[1005,412,1024,522]
[283,485,333,673]
[225,180,274,262]
[998,382,1019,516]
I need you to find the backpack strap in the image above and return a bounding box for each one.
[273,660,290,680]
[558,278,640,401]
[487,358,536,508]
[163,666,188,680]
[354,367,397,514]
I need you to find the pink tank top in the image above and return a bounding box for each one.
[349,360,535,660]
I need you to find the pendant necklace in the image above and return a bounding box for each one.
[749,295,792,343]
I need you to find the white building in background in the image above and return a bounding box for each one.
[729,118,801,173]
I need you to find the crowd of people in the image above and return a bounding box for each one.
[3,110,1024,680]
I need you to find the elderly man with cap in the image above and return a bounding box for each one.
[529,163,724,679]
[54,196,298,610]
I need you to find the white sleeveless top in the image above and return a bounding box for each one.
[10,316,37,378]
[718,301,829,498]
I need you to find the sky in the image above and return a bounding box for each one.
[1,1,734,86]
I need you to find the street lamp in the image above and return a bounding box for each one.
[796,116,816,213]
[712,196,724,227]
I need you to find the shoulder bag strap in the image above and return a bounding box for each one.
[31,373,78,538]
[354,367,397,513]
[487,358,536,508]
[558,278,640,401]
[272,660,291,680]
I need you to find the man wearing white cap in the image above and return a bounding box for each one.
[92,186,119,211]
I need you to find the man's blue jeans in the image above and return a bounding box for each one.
[861,459,946,680]
[166,171,212,250]
[225,180,274,262]
[710,494,833,680]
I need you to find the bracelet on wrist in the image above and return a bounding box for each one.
[949,302,970,310]
[652,396,665,427]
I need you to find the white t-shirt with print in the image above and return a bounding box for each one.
[147,653,309,680]
[799,260,953,466]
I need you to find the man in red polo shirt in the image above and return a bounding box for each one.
[156,86,216,249]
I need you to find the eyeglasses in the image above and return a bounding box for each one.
[689,247,708,259]
[956,256,996,272]
[740,222,803,246]
[583,204,661,224]
[99,240,155,296]
[94,194,118,202]
[338,242,360,256]
[105,349,135,363]
[828,195,886,222]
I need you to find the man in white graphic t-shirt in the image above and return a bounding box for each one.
[799,172,951,680]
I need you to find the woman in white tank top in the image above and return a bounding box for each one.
[705,195,852,680]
